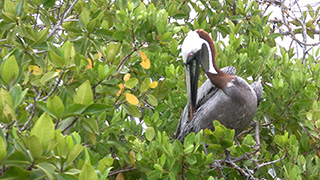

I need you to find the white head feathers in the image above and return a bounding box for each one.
[181,30,217,74]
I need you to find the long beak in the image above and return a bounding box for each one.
[185,55,200,121]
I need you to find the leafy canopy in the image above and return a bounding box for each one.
[1,0,320,179]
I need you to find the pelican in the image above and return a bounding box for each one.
[175,29,263,142]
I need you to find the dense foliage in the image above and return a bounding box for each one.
[1,0,320,179]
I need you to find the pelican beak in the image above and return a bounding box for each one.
[185,52,200,119]
[185,44,210,120]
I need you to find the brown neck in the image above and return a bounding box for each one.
[207,72,234,91]
[195,29,233,90]
[195,29,222,74]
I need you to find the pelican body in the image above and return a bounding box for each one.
[175,29,263,142]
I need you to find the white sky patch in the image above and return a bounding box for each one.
[185,0,320,60]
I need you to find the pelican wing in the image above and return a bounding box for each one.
[250,81,263,106]
[175,66,236,140]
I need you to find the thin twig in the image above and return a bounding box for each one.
[301,125,320,140]
[294,0,307,61]
[39,71,65,101]
[62,116,79,134]
[115,42,145,76]
[23,72,64,131]
[21,97,37,131]
[253,152,287,172]
[108,166,137,177]
[46,0,79,40]
[226,160,258,180]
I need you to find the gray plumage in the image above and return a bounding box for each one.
[175,66,263,142]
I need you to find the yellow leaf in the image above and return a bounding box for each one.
[129,151,135,166]
[125,93,139,105]
[98,52,103,60]
[87,58,93,69]
[116,173,124,180]
[123,73,131,82]
[28,65,42,75]
[138,51,150,69]
[117,83,124,96]
[149,81,158,89]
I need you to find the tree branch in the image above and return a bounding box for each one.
[39,71,65,101]
[46,0,79,40]
[253,152,287,172]
[23,72,65,131]
[115,42,145,76]
[21,96,37,131]
[108,166,137,177]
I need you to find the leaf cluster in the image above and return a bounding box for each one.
[1,0,320,179]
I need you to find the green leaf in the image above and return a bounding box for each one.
[220,139,233,148]
[145,127,155,141]
[4,0,16,14]
[36,101,56,118]
[307,30,314,39]
[2,12,16,23]
[80,8,89,29]
[36,162,56,180]
[0,166,29,179]
[307,5,314,17]
[57,174,78,180]
[62,103,86,118]
[4,151,29,168]
[25,135,43,160]
[170,39,178,54]
[0,88,15,123]
[9,85,28,109]
[0,136,7,162]
[66,144,84,167]
[30,113,54,148]
[267,33,282,39]
[169,172,176,180]
[53,132,68,158]
[16,0,24,16]
[125,78,139,88]
[186,154,197,165]
[113,31,126,40]
[154,164,163,171]
[62,41,75,66]
[148,43,162,52]
[47,96,65,119]
[1,55,19,86]
[140,78,150,93]
[123,104,141,118]
[147,170,162,180]
[79,163,98,180]
[43,0,55,8]
[230,15,245,22]
[98,64,109,79]
[147,94,158,106]
[48,51,65,68]
[245,1,254,13]
[40,71,60,85]
[97,157,114,173]
[184,144,194,154]
[228,19,235,34]
[82,103,112,115]
[32,29,48,46]
[73,80,93,106]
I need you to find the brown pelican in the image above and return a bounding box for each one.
[175,29,263,142]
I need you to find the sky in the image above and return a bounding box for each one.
[266,0,320,59]
[188,0,320,60]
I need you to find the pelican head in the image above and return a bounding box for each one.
[181,30,218,120]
